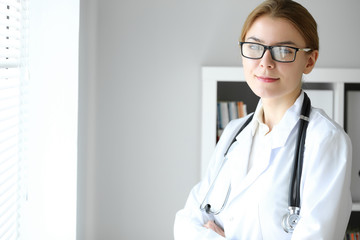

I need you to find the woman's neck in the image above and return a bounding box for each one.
[261,89,301,131]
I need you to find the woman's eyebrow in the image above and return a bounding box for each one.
[275,41,297,46]
[246,37,297,46]
[246,36,263,42]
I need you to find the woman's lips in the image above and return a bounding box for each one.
[256,76,280,83]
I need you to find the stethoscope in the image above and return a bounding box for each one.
[200,92,311,233]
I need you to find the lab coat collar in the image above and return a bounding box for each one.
[243,91,305,149]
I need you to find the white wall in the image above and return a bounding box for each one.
[78,0,360,239]
[78,0,97,239]
[25,0,79,239]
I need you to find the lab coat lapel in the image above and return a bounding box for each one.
[230,142,272,200]
[239,146,272,190]
[226,126,253,188]
[228,119,273,201]
[227,123,273,200]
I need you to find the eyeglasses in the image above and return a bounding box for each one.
[239,42,312,63]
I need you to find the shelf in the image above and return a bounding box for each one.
[352,202,360,212]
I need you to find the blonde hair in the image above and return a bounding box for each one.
[240,0,319,51]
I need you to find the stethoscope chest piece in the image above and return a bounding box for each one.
[281,206,301,233]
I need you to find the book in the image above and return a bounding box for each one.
[228,101,238,121]
[219,102,229,130]
[345,230,360,240]
[216,101,248,141]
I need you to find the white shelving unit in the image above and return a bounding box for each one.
[201,66,360,211]
[353,202,360,211]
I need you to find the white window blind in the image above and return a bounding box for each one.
[0,0,28,239]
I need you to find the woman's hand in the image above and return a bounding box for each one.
[203,220,225,237]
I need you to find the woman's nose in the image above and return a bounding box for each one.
[260,49,275,69]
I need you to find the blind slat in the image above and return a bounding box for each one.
[0,62,20,68]
[0,0,27,239]
[0,212,17,238]
[0,144,17,160]
[0,194,17,218]
[0,29,20,37]
[0,140,19,160]
[0,126,18,145]
[0,0,20,8]
[0,35,21,42]
[0,173,17,197]
[0,4,21,14]
[0,19,20,31]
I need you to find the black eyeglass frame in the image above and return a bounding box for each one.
[239,42,312,63]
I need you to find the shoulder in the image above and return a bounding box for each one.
[221,114,253,138]
[216,114,253,150]
[307,107,351,146]
[303,107,352,183]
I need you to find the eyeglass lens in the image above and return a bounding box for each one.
[241,43,297,62]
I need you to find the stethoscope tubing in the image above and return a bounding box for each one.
[289,93,311,208]
[199,156,232,215]
[200,92,311,227]
[199,114,254,215]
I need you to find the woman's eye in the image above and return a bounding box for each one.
[249,44,261,50]
[279,47,293,54]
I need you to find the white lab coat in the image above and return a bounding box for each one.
[174,92,352,240]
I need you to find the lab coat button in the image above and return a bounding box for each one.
[229,216,234,222]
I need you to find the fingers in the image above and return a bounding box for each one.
[203,220,213,229]
[203,221,225,237]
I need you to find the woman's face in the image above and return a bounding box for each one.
[242,15,318,102]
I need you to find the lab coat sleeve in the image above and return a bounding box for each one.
[174,119,246,240]
[291,125,352,240]
[174,182,226,240]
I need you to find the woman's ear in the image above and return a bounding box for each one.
[303,50,319,74]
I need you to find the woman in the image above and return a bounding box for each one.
[174,0,352,239]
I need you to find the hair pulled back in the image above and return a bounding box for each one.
[240,0,319,51]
